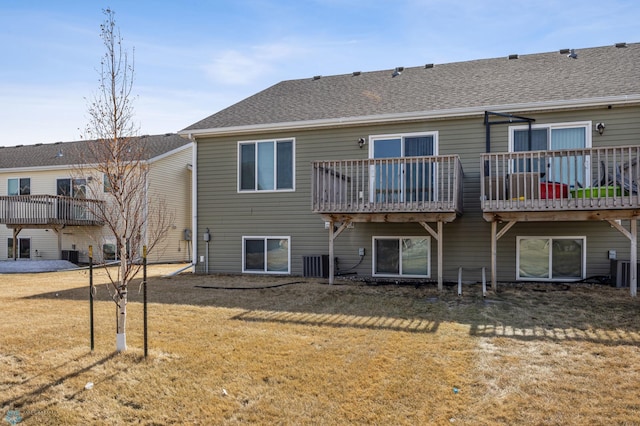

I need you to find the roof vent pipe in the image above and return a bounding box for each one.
[352,71,361,76]
[615,42,627,48]
[508,54,518,60]
[424,63,434,69]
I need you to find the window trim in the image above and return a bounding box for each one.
[368,132,439,203]
[516,236,587,282]
[102,237,118,262]
[368,131,439,158]
[242,236,291,274]
[508,121,592,152]
[237,138,296,193]
[372,236,431,278]
[7,237,31,259]
[56,177,87,198]
[8,177,31,196]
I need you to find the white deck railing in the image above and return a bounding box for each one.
[481,146,640,211]
[312,155,463,214]
[0,195,104,226]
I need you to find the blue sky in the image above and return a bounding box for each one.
[1,0,638,146]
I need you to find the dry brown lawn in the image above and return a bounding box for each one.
[1,265,640,425]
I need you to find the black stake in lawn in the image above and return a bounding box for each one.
[89,245,94,352]
[143,245,148,358]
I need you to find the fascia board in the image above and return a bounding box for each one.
[180,94,640,138]
[0,159,151,174]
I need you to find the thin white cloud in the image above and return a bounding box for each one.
[203,42,309,85]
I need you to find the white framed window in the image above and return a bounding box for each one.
[372,236,430,278]
[242,236,291,274]
[56,178,87,198]
[238,139,295,192]
[103,174,111,193]
[8,178,31,195]
[7,237,30,259]
[102,238,117,261]
[369,132,438,202]
[509,121,592,188]
[517,236,586,281]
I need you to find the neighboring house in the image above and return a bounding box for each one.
[180,43,640,295]
[0,134,193,264]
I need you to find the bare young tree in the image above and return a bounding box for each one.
[81,8,172,352]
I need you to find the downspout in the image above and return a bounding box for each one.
[190,134,198,273]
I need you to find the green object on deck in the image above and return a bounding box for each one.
[571,186,622,198]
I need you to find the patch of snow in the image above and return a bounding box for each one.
[0,260,79,273]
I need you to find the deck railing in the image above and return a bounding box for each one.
[312,155,463,214]
[481,146,640,211]
[0,195,104,226]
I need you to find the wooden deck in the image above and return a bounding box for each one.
[311,155,463,288]
[481,146,640,296]
[0,195,104,227]
[311,155,463,223]
[481,145,640,220]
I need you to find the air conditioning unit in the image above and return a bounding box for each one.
[611,260,640,287]
[302,255,329,278]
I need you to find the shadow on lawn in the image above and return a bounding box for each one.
[25,274,640,344]
[1,352,123,422]
[231,309,440,334]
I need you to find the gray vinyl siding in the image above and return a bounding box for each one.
[195,104,640,281]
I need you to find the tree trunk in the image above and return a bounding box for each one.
[116,290,127,351]
[116,239,128,352]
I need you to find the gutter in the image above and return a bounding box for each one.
[178,94,640,138]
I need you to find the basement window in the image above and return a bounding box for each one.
[372,236,430,278]
[242,236,290,274]
[7,238,30,259]
[517,236,585,281]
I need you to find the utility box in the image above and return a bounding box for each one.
[302,255,329,278]
[610,260,640,287]
[61,250,79,264]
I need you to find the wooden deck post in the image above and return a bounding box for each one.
[12,228,19,261]
[53,227,63,260]
[418,221,443,291]
[607,219,638,297]
[631,219,637,297]
[491,220,497,291]
[491,220,516,292]
[438,221,443,291]
[328,220,351,285]
[328,221,335,285]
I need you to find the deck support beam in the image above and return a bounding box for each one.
[490,220,516,291]
[607,219,638,297]
[11,227,23,261]
[419,221,444,291]
[328,220,351,285]
[53,227,63,260]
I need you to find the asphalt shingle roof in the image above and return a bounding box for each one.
[0,133,190,170]
[182,43,640,132]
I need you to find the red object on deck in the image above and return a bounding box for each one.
[540,182,569,199]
